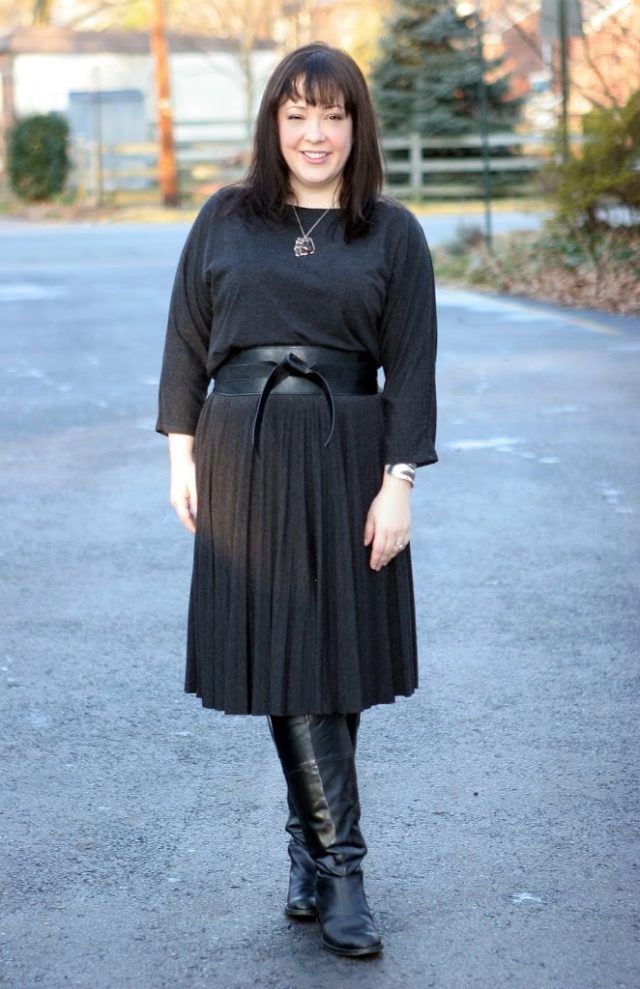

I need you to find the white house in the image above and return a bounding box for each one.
[0,26,279,147]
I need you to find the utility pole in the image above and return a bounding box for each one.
[558,0,570,163]
[476,2,493,250]
[149,0,178,206]
[541,0,582,162]
[91,68,104,207]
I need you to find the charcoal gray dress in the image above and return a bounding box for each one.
[157,189,437,716]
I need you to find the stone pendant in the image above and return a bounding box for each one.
[294,235,316,257]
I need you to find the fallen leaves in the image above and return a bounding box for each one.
[434,224,640,316]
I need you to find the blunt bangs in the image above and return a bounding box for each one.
[277,53,355,116]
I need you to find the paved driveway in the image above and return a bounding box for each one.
[0,221,638,989]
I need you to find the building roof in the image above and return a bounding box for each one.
[0,25,276,56]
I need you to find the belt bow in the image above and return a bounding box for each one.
[251,351,336,455]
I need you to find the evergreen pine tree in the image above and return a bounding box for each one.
[371,0,520,137]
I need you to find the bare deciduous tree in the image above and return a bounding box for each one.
[486,0,640,113]
[168,0,281,135]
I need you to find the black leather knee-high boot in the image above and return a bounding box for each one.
[283,793,316,918]
[269,713,382,957]
[279,714,361,920]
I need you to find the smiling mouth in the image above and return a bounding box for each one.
[301,151,330,161]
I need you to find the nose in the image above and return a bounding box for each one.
[305,116,326,143]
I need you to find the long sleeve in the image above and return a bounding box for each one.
[379,209,438,467]
[156,201,215,436]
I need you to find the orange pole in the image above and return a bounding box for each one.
[150,0,178,206]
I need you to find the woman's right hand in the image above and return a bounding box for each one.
[168,434,197,534]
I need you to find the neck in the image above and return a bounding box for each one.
[289,181,341,210]
[292,196,340,209]
[293,201,336,211]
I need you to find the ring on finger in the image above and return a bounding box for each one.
[393,540,405,550]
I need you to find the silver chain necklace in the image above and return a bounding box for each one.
[292,206,331,257]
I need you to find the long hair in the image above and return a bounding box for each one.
[235,43,383,241]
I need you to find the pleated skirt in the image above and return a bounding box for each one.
[186,388,418,715]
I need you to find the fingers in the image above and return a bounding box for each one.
[363,514,375,547]
[169,459,197,535]
[365,482,411,572]
[171,486,197,535]
[369,530,410,572]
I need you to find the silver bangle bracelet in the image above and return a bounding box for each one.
[385,463,416,486]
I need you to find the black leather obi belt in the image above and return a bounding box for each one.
[213,345,379,454]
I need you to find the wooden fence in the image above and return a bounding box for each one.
[383,133,549,199]
[71,131,553,204]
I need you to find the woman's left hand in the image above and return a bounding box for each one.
[364,474,412,571]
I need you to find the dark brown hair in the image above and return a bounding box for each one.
[235,43,383,240]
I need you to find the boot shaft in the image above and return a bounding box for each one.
[269,713,367,877]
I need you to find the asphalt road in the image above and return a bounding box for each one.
[0,217,638,989]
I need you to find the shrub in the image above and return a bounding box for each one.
[432,223,640,314]
[553,90,640,228]
[8,113,71,202]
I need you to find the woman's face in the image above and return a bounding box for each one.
[277,89,353,204]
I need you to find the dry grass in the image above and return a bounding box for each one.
[433,224,640,316]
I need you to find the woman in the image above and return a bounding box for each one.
[157,42,437,957]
